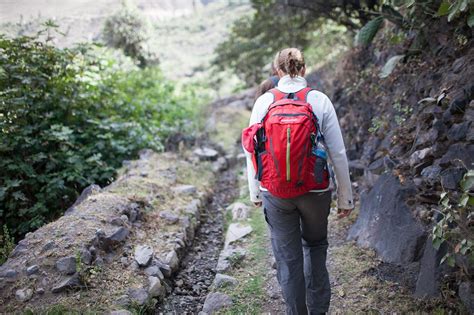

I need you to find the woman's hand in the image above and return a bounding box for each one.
[337,208,353,219]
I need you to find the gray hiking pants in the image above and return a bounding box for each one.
[262,190,332,315]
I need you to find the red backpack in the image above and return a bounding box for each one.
[242,87,330,198]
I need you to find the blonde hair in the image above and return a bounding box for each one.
[277,48,305,78]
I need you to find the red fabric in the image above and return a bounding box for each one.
[259,87,329,198]
[241,123,262,153]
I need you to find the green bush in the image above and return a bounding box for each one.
[102,1,158,68]
[0,35,202,239]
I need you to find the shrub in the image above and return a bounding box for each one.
[0,35,202,239]
[102,1,158,68]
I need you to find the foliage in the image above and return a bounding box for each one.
[0,35,202,239]
[102,0,158,68]
[356,16,385,46]
[0,225,14,264]
[432,170,473,274]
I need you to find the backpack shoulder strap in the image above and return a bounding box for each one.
[268,88,287,103]
[295,87,314,102]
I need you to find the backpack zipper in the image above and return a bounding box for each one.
[286,127,291,182]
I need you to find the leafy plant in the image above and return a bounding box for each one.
[102,0,158,67]
[432,170,473,273]
[368,116,384,134]
[356,16,385,46]
[0,225,14,265]
[0,35,203,240]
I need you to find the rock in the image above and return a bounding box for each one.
[216,246,246,272]
[36,287,45,295]
[449,96,468,114]
[439,143,474,168]
[202,292,233,313]
[348,174,426,264]
[51,273,82,293]
[409,148,432,167]
[111,216,127,226]
[165,250,179,271]
[26,265,39,276]
[225,223,252,247]
[155,261,172,278]
[127,287,149,305]
[55,256,77,275]
[459,282,474,313]
[41,241,55,253]
[172,185,197,196]
[134,245,154,267]
[193,147,219,161]
[213,274,238,288]
[348,160,366,178]
[440,167,466,190]
[144,266,164,280]
[212,157,229,172]
[159,211,180,224]
[109,310,133,315]
[415,237,445,298]
[96,227,130,252]
[447,122,469,141]
[368,158,385,175]
[226,202,250,220]
[15,288,33,302]
[148,276,164,298]
[421,165,442,185]
[65,184,101,215]
[114,294,131,307]
[79,248,93,265]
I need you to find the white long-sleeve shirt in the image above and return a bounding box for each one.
[244,75,354,209]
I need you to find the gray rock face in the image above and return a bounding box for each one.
[409,148,432,167]
[213,274,238,288]
[155,260,172,278]
[144,265,164,279]
[440,167,466,190]
[165,250,179,271]
[459,282,474,313]
[15,288,33,301]
[421,165,442,185]
[193,147,219,161]
[202,292,233,313]
[414,237,444,298]
[55,256,77,275]
[348,174,426,264]
[51,273,82,293]
[127,287,149,305]
[134,245,154,267]
[439,143,474,168]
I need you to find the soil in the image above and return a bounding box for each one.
[155,164,238,313]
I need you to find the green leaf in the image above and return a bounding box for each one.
[356,16,384,46]
[459,193,469,207]
[379,55,405,79]
[468,13,474,28]
[437,1,451,16]
[432,238,443,250]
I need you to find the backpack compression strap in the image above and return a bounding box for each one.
[268,87,313,102]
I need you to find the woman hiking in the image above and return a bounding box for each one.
[243,48,354,314]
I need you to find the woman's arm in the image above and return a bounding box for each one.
[308,91,354,209]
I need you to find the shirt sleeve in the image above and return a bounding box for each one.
[313,93,354,209]
[243,92,273,203]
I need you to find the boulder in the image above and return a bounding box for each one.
[51,273,82,293]
[159,211,180,224]
[216,246,246,272]
[134,245,154,267]
[64,184,101,215]
[447,122,469,141]
[440,167,466,190]
[148,276,164,298]
[172,185,197,196]
[201,292,233,314]
[409,148,433,167]
[26,265,39,276]
[225,223,252,247]
[213,274,238,288]
[226,202,250,220]
[414,237,445,298]
[15,288,33,302]
[193,147,219,161]
[439,143,474,168]
[421,165,442,185]
[95,227,130,252]
[348,174,426,264]
[165,250,180,271]
[55,256,77,275]
[127,287,149,306]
